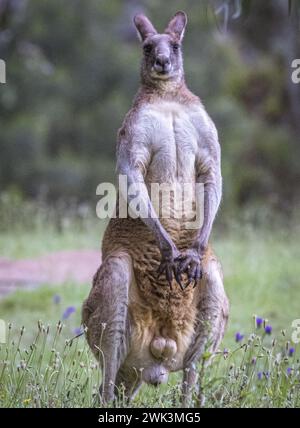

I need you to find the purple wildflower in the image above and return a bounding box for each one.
[257,372,263,380]
[264,325,272,335]
[287,367,292,376]
[53,294,61,305]
[289,347,295,357]
[235,332,244,343]
[62,306,76,320]
[251,357,257,365]
[256,317,263,328]
[264,371,270,379]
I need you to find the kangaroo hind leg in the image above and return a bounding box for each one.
[182,254,229,407]
[82,251,132,404]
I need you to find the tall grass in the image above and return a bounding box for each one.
[0,318,299,408]
[0,321,100,408]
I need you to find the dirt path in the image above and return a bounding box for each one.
[0,250,101,299]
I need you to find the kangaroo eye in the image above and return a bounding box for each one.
[143,44,152,55]
[172,43,180,53]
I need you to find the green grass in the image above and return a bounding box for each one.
[0,222,300,407]
[0,220,107,259]
[0,193,107,258]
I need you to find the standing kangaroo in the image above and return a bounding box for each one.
[82,11,229,406]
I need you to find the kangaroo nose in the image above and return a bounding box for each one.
[154,55,171,73]
[155,55,170,67]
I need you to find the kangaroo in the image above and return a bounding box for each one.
[82,11,229,406]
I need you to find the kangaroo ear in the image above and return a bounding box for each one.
[165,11,187,42]
[133,14,157,42]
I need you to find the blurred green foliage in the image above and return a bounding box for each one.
[0,0,299,216]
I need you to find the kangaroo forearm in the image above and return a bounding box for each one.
[119,170,176,253]
[193,182,221,254]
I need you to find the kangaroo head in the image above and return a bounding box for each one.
[133,11,187,86]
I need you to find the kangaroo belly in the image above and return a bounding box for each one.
[103,217,197,317]
[103,216,198,261]
[103,215,198,314]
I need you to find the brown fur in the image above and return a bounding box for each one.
[102,215,198,364]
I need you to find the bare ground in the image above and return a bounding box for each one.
[0,250,101,298]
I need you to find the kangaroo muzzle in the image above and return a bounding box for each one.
[154,54,171,74]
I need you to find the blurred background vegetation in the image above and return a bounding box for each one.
[0,0,299,229]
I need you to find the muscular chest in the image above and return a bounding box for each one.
[137,101,201,182]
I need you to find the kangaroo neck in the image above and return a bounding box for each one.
[140,76,186,99]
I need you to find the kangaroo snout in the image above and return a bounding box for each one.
[154,54,171,74]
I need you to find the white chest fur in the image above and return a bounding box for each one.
[135,101,208,183]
